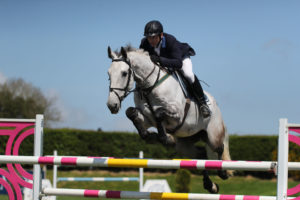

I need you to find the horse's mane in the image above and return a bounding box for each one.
[114,44,149,57]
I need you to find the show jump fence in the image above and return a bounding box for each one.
[0,115,300,200]
[52,150,144,194]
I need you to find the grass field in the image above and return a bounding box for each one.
[0,170,298,200]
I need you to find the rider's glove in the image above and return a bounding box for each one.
[150,55,160,65]
[167,66,175,73]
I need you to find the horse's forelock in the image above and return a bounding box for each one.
[113,45,150,58]
[138,49,149,56]
[114,44,136,57]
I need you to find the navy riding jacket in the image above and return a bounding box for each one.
[139,33,195,69]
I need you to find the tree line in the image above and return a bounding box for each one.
[0,78,60,126]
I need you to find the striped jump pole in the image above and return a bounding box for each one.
[0,155,300,171]
[57,177,139,182]
[42,188,296,200]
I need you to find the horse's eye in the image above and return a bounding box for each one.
[122,71,128,77]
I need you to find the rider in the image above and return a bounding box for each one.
[139,20,211,118]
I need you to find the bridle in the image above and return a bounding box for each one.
[109,57,134,103]
[109,57,160,104]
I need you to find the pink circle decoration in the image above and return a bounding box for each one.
[287,132,300,197]
[0,121,35,200]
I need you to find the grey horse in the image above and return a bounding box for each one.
[106,46,233,193]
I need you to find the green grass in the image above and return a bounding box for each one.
[0,170,298,200]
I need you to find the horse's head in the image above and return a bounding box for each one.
[107,46,135,114]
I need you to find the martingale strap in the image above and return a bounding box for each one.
[141,70,170,95]
[153,73,170,90]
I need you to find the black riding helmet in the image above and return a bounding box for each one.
[144,20,163,37]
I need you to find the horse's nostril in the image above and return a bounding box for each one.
[108,103,118,113]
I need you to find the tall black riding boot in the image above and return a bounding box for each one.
[191,76,211,118]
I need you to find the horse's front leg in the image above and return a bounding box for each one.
[126,107,157,142]
[155,109,176,146]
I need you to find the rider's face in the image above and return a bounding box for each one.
[147,33,162,47]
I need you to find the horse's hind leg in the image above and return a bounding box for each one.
[205,143,229,180]
[205,121,233,180]
[176,136,219,194]
[202,170,219,193]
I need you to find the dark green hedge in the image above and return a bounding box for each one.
[42,129,176,159]
[229,135,278,161]
[0,129,280,161]
[229,135,278,178]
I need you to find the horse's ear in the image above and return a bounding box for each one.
[108,46,113,59]
[121,47,127,59]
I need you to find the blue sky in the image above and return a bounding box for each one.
[0,1,299,135]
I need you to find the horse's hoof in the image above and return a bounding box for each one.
[165,136,176,147]
[203,177,219,194]
[144,132,158,143]
[204,181,219,194]
[227,170,235,177]
[139,133,147,139]
[158,137,167,144]
[218,170,229,180]
[125,107,138,120]
[210,183,219,194]
[157,134,175,146]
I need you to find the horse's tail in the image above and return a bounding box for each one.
[222,123,235,177]
[222,123,232,161]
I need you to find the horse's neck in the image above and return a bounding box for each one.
[128,52,162,88]
[129,52,187,110]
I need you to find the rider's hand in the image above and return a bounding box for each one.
[150,55,160,64]
[167,66,175,73]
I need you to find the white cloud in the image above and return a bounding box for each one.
[0,72,7,84]
[263,38,293,59]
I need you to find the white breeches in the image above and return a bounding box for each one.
[180,57,195,84]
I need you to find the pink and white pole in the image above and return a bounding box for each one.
[42,188,297,200]
[0,155,300,171]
